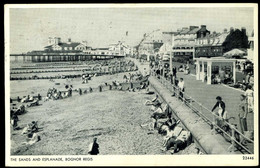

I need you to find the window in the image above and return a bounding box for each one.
[64,47,67,50]
[69,47,72,50]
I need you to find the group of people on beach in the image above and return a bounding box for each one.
[10,96,41,145]
[10,94,41,130]
[142,93,195,154]
[123,71,146,83]
[45,86,73,101]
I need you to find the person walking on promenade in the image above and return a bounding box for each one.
[245,85,254,113]
[171,76,178,97]
[178,78,185,101]
[238,94,248,134]
[169,73,173,85]
[172,67,177,78]
[211,96,227,123]
[88,138,99,155]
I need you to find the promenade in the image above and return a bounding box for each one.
[176,71,254,131]
[129,57,254,133]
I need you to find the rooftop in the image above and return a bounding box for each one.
[45,42,81,48]
[187,27,201,34]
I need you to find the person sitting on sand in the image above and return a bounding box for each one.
[88,138,99,155]
[145,88,155,95]
[151,103,169,119]
[140,82,147,89]
[140,116,158,132]
[28,95,34,102]
[29,121,39,133]
[27,99,39,107]
[157,116,178,135]
[162,129,191,154]
[21,121,38,135]
[21,124,31,135]
[21,96,29,103]
[164,117,178,130]
[15,104,25,115]
[22,131,40,145]
[89,87,93,93]
[145,94,159,106]
[10,110,19,130]
[162,125,183,147]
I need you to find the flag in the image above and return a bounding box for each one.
[126,31,128,36]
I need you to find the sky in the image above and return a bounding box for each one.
[8,6,255,54]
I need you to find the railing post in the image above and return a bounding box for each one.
[177,88,180,100]
[211,113,216,135]
[200,103,203,113]
[228,125,236,153]
[130,82,133,89]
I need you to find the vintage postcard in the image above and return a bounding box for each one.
[5,3,258,166]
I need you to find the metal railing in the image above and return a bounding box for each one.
[150,70,254,154]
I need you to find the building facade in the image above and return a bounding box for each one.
[195,27,248,58]
[247,30,254,62]
[173,25,210,59]
[109,41,132,56]
[138,40,164,58]
[45,37,88,52]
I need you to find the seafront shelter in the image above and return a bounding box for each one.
[194,57,237,85]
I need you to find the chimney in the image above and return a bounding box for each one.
[190,26,195,30]
[251,30,254,37]
[241,27,246,35]
[67,38,71,44]
[48,37,53,45]
[190,26,199,30]
[201,25,206,29]
[54,37,61,45]
[82,41,87,46]
[223,28,227,33]
[230,27,234,34]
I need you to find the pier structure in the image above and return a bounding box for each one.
[10,53,123,63]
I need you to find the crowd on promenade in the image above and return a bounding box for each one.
[148,60,254,145]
